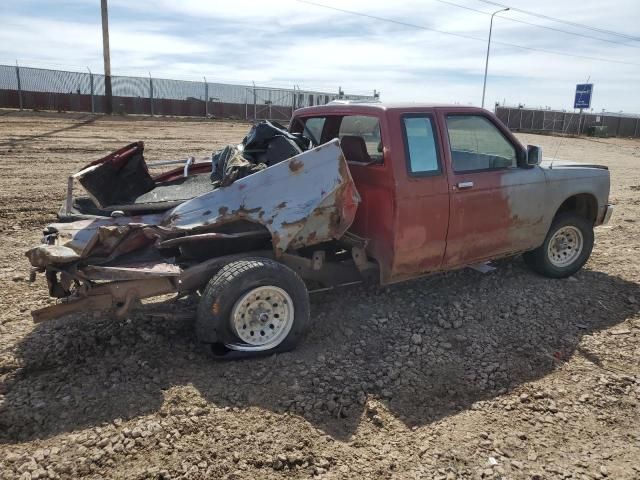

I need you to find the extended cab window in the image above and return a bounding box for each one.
[297,115,383,164]
[402,116,440,175]
[446,115,516,172]
[338,115,383,164]
[304,117,325,145]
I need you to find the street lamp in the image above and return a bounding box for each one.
[481,7,509,109]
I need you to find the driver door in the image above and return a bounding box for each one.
[441,112,546,267]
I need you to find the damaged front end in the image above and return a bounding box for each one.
[27,124,361,323]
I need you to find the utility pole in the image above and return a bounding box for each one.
[101,0,113,114]
[481,7,509,109]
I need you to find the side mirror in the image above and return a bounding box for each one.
[526,144,542,166]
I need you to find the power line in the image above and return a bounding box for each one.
[474,0,640,42]
[434,0,640,48]
[296,0,640,67]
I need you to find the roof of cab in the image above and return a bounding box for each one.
[293,101,483,116]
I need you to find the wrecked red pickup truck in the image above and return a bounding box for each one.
[27,102,613,356]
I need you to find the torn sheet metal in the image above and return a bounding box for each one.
[26,245,81,268]
[26,214,165,267]
[76,141,156,208]
[26,140,360,268]
[162,139,360,255]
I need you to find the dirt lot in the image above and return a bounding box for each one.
[0,111,639,480]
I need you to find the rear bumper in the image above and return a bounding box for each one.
[600,204,614,225]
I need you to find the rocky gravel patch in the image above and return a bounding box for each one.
[1,114,639,479]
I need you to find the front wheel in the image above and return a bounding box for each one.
[196,257,310,355]
[523,212,594,278]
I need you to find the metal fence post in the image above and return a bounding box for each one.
[252,81,256,120]
[577,109,584,136]
[635,118,639,138]
[87,67,94,113]
[149,73,154,116]
[519,109,523,130]
[15,61,23,111]
[292,85,296,111]
[203,76,208,117]
[531,110,535,130]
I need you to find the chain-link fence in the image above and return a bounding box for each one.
[0,64,376,120]
[495,106,640,138]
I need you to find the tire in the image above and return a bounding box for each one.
[196,257,310,354]
[523,212,594,278]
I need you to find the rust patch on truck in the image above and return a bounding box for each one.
[289,158,304,173]
[162,140,359,254]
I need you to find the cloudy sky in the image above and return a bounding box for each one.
[1,0,638,112]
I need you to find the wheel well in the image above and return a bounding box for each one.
[555,194,597,225]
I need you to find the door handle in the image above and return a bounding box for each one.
[457,181,474,189]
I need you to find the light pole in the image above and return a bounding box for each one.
[481,7,509,109]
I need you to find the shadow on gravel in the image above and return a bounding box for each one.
[2,258,639,443]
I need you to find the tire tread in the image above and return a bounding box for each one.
[196,257,309,352]
[523,212,594,278]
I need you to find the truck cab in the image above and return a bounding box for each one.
[290,101,612,284]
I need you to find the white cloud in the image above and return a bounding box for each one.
[0,0,638,112]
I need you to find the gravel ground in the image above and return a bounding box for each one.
[0,111,639,479]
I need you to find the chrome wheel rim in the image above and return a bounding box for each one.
[230,286,294,348]
[547,226,584,268]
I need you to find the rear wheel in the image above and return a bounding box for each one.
[196,257,310,355]
[523,212,594,278]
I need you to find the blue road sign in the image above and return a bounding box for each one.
[574,84,593,109]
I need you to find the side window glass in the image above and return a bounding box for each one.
[403,116,440,174]
[304,117,325,144]
[446,115,517,172]
[338,115,383,163]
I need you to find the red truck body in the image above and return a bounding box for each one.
[291,103,550,284]
[27,102,612,356]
